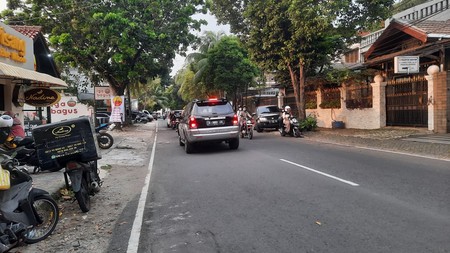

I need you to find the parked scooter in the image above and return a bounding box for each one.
[279,115,302,138]
[1,136,41,172]
[32,117,102,212]
[96,123,114,149]
[63,160,101,212]
[0,116,59,252]
[133,111,149,124]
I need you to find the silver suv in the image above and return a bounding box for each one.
[178,98,239,153]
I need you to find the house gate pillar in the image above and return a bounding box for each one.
[370,75,387,128]
[425,65,439,131]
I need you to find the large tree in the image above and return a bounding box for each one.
[209,0,394,119]
[2,0,207,96]
[205,35,259,106]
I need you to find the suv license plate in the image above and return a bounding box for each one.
[206,120,225,126]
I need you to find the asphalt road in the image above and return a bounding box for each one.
[132,121,450,253]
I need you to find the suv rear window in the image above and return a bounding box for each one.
[193,101,233,116]
[257,106,280,114]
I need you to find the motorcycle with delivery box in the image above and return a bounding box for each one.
[32,116,102,213]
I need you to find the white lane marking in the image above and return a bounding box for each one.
[127,124,158,253]
[280,159,359,187]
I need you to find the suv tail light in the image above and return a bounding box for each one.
[189,117,198,129]
[233,114,238,126]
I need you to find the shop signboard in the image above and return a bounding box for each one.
[0,22,34,69]
[110,96,125,123]
[51,95,92,122]
[24,88,61,107]
[94,86,112,100]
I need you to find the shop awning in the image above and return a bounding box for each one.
[0,62,67,88]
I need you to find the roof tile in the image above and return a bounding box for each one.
[10,25,42,40]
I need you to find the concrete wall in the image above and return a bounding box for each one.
[305,75,386,129]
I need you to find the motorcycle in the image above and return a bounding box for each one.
[0,117,59,252]
[96,123,114,149]
[279,115,302,138]
[134,111,149,124]
[172,116,181,131]
[1,136,41,173]
[240,117,254,140]
[63,160,101,213]
[32,117,102,212]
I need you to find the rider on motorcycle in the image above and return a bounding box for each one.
[282,106,292,133]
[239,106,252,131]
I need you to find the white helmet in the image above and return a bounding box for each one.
[0,115,13,128]
[284,106,291,111]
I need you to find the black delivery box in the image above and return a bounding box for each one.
[32,116,101,170]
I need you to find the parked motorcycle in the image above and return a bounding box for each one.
[133,111,149,124]
[279,116,302,138]
[0,116,59,252]
[1,136,42,173]
[63,160,101,212]
[96,123,114,149]
[240,117,254,140]
[32,117,102,212]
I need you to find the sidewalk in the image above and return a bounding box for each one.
[31,123,155,199]
[301,127,450,161]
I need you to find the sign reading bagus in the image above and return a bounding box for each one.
[394,56,420,74]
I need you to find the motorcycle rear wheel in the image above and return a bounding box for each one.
[294,128,302,138]
[97,132,114,149]
[75,175,91,212]
[24,195,59,244]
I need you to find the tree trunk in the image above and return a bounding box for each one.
[298,62,306,120]
[287,61,306,120]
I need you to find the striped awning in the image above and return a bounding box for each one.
[0,61,67,88]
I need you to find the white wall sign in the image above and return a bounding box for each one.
[94,86,112,100]
[394,56,420,74]
[51,95,92,122]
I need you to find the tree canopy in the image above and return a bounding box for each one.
[1,0,208,96]
[205,36,259,105]
[209,0,394,119]
[176,33,259,105]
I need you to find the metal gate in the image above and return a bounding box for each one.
[386,76,428,127]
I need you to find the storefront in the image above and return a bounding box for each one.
[0,21,67,127]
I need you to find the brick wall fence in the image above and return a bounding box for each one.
[253,66,448,132]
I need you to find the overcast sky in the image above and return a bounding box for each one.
[171,13,230,76]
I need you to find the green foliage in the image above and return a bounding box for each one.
[209,0,394,119]
[176,33,259,103]
[2,0,207,96]
[300,115,318,131]
[305,101,317,109]
[130,78,169,111]
[205,36,259,101]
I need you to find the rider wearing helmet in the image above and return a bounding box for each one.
[239,106,251,131]
[282,106,292,133]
